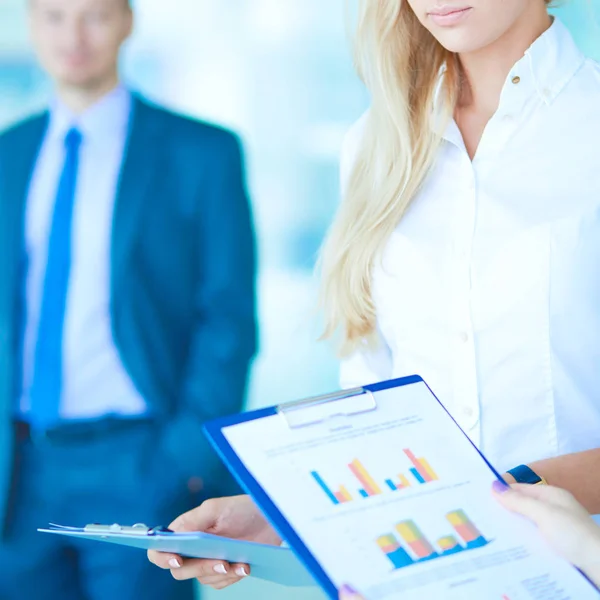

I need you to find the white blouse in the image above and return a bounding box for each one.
[339,19,600,473]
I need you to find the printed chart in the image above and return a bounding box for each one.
[376,509,490,570]
[311,448,439,505]
[221,380,600,599]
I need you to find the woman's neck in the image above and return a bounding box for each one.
[453,5,552,160]
[458,7,552,118]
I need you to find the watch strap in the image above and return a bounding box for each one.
[507,464,547,485]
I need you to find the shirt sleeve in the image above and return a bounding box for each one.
[339,326,394,389]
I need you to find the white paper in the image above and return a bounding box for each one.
[223,380,599,599]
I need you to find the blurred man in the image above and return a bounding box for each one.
[0,0,256,597]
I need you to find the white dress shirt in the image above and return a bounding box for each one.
[20,86,147,421]
[340,19,600,473]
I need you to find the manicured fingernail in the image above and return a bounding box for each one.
[213,564,227,574]
[493,479,510,494]
[340,584,358,594]
[169,558,181,569]
[235,566,248,577]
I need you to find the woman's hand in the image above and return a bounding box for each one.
[147,494,282,590]
[493,481,600,586]
[148,485,600,592]
[337,483,600,599]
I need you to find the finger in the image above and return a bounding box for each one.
[493,482,579,509]
[190,562,249,587]
[169,558,233,581]
[230,562,251,578]
[493,480,549,502]
[493,484,555,522]
[147,550,184,570]
[195,573,245,589]
[499,482,578,508]
[195,574,242,584]
[339,584,364,599]
[169,499,220,533]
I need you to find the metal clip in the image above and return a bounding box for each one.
[278,386,377,429]
[46,522,172,536]
[84,523,151,536]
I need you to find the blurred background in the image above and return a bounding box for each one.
[0,1,598,599]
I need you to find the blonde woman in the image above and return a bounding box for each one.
[148,0,600,590]
[323,0,600,502]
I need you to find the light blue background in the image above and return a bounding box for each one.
[0,1,597,599]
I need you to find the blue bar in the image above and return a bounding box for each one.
[385,479,397,491]
[311,471,339,505]
[440,545,464,557]
[387,547,414,569]
[359,489,369,498]
[410,467,426,484]
[466,537,489,550]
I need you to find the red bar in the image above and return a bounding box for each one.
[408,539,436,559]
[334,491,346,503]
[454,523,480,544]
[403,449,433,483]
[348,463,377,496]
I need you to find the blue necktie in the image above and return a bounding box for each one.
[28,127,82,429]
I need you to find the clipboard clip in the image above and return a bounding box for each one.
[48,523,172,536]
[277,386,377,429]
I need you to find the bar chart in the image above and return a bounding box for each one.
[311,448,439,505]
[376,509,490,570]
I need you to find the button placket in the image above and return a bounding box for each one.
[476,68,531,166]
[450,159,480,439]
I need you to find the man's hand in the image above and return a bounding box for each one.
[148,495,282,590]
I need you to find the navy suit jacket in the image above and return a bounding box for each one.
[0,94,257,527]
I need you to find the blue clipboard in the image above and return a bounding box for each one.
[38,523,314,587]
[204,375,509,600]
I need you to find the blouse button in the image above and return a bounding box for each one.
[512,75,521,85]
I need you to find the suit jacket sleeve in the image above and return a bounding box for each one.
[161,131,257,496]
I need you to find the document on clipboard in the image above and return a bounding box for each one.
[204,375,600,600]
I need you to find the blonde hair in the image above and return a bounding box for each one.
[320,0,551,355]
[320,0,459,354]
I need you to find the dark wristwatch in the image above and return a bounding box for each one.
[507,464,548,485]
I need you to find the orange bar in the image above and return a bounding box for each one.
[377,534,400,554]
[407,538,436,560]
[339,486,353,502]
[419,459,438,481]
[398,474,411,488]
[404,449,433,483]
[454,523,481,544]
[349,460,382,495]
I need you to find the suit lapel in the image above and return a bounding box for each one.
[0,114,48,326]
[111,96,163,297]
[0,114,48,418]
